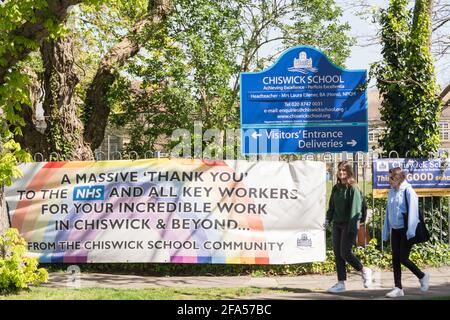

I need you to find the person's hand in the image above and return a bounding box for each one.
[406,232,414,240]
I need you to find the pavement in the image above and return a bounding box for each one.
[41,266,450,300]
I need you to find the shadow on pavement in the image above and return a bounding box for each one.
[247,283,450,300]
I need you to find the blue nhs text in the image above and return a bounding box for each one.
[73,185,105,201]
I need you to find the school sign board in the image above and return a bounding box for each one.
[5,159,326,264]
[373,158,450,198]
[240,46,368,154]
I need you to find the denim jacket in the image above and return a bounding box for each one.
[382,181,420,242]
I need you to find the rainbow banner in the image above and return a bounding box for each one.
[5,159,326,264]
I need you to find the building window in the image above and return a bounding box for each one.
[369,128,386,143]
[369,130,378,143]
[440,122,450,141]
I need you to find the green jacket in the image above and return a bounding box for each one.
[327,183,361,235]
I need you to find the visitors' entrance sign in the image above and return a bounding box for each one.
[240,46,368,154]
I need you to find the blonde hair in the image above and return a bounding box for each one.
[336,161,357,186]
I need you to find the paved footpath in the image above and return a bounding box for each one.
[42,266,450,300]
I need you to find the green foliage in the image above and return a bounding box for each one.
[0,135,31,186]
[1,0,353,161]
[0,0,67,138]
[363,194,449,245]
[41,239,450,276]
[354,238,392,270]
[0,0,75,182]
[372,0,441,157]
[354,239,450,270]
[281,0,354,67]
[420,197,449,244]
[0,228,48,294]
[108,0,353,156]
[409,241,450,267]
[0,0,45,56]
[0,67,30,131]
[353,239,450,272]
[0,66,32,184]
[109,0,241,155]
[70,0,149,100]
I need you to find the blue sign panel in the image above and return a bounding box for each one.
[240,46,368,154]
[242,126,367,154]
[373,158,450,198]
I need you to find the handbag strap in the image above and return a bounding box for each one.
[403,188,410,229]
[404,188,409,215]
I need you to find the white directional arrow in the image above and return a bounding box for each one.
[251,132,262,139]
[346,139,357,147]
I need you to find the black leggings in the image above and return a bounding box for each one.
[391,228,425,289]
[332,222,363,281]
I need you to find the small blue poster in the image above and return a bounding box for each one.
[373,158,450,198]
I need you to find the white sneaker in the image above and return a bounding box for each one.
[385,287,404,298]
[327,282,346,293]
[362,267,372,288]
[419,273,429,292]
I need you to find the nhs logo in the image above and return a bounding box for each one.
[73,185,105,201]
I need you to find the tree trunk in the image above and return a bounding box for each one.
[1,0,84,237]
[83,0,173,150]
[0,187,9,235]
[15,1,173,158]
[37,37,93,160]
[14,71,50,158]
[0,0,82,85]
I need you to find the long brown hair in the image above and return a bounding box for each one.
[336,161,357,186]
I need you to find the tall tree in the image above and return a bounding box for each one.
[343,0,450,107]
[0,0,351,231]
[0,0,172,233]
[109,0,354,155]
[11,0,173,159]
[0,0,87,233]
[373,0,441,157]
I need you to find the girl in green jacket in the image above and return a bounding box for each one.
[326,161,372,293]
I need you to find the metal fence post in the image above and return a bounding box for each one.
[353,153,358,183]
[107,135,110,160]
[380,205,384,253]
[431,196,434,242]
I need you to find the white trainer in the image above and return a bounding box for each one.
[419,273,430,292]
[327,282,346,293]
[385,287,404,298]
[362,267,372,288]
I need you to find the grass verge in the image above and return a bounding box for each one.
[0,287,286,300]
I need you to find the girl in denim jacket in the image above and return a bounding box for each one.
[382,167,429,297]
